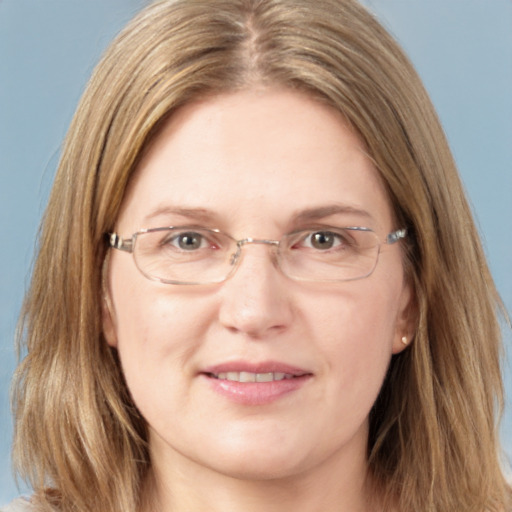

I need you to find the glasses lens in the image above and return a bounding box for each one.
[129,226,381,284]
[133,228,235,284]
[280,227,380,282]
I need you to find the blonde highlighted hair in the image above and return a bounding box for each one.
[13,0,511,510]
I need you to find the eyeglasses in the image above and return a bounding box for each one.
[107,226,407,285]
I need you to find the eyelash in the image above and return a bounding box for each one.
[156,226,358,251]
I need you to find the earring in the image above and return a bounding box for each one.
[401,336,408,346]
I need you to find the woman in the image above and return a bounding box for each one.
[7,0,511,511]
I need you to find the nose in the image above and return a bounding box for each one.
[218,242,294,338]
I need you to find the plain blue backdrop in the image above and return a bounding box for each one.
[1,0,511,501]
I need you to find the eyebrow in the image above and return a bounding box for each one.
[292,204,374,224]
[142,207,217,225]
[142,204,374,226]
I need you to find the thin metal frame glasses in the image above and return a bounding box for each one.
[107,226,407,285]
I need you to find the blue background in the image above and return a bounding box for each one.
[1,0,511,501]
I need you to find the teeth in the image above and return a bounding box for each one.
[256,372,273,382]
[240,371,255,383]
[213,371,294,382]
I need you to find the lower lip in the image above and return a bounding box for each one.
[202,374,311,405]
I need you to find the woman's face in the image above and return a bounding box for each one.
[104,88,412,482]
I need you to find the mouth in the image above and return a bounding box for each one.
[202,361,311,381]
[206,371,301,382]
[200,362,312,405]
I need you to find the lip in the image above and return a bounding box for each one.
[200,360,313,406]
[203,361,310,376]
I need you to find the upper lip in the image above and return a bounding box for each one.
[201,361,311,377]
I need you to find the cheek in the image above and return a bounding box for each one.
[112,297,199,434]
[113,288,205,363]
[307,279,401,350]
[305,280,403,400]
[107,271,211,407]
[109,249,209,348]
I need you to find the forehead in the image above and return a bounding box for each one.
[117,88,393,234]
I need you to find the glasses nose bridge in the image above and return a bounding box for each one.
[237,237,280,248]
[230,237,280,268]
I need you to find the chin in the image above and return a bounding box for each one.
[203,452,310,482]
[190,430,326,482]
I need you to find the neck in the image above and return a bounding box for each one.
[141,437,382,512]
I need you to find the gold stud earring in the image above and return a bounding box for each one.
[401,336,408,346]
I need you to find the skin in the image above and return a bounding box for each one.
[103,88,413,512]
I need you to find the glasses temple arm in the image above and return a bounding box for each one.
[386,228,407,244]
[107,233,134,253]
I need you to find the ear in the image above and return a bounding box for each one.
[101,255,118,348]
[102,293,118,348]
[392,280,417,355]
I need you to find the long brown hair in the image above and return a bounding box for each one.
[13,0,511,510]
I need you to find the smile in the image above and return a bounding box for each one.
[201,362,312,405]
[209,371,296,382]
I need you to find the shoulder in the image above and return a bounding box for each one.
[0,497,35,512]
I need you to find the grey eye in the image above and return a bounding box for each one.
[309,231,339,250]
[174,232,206,251]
